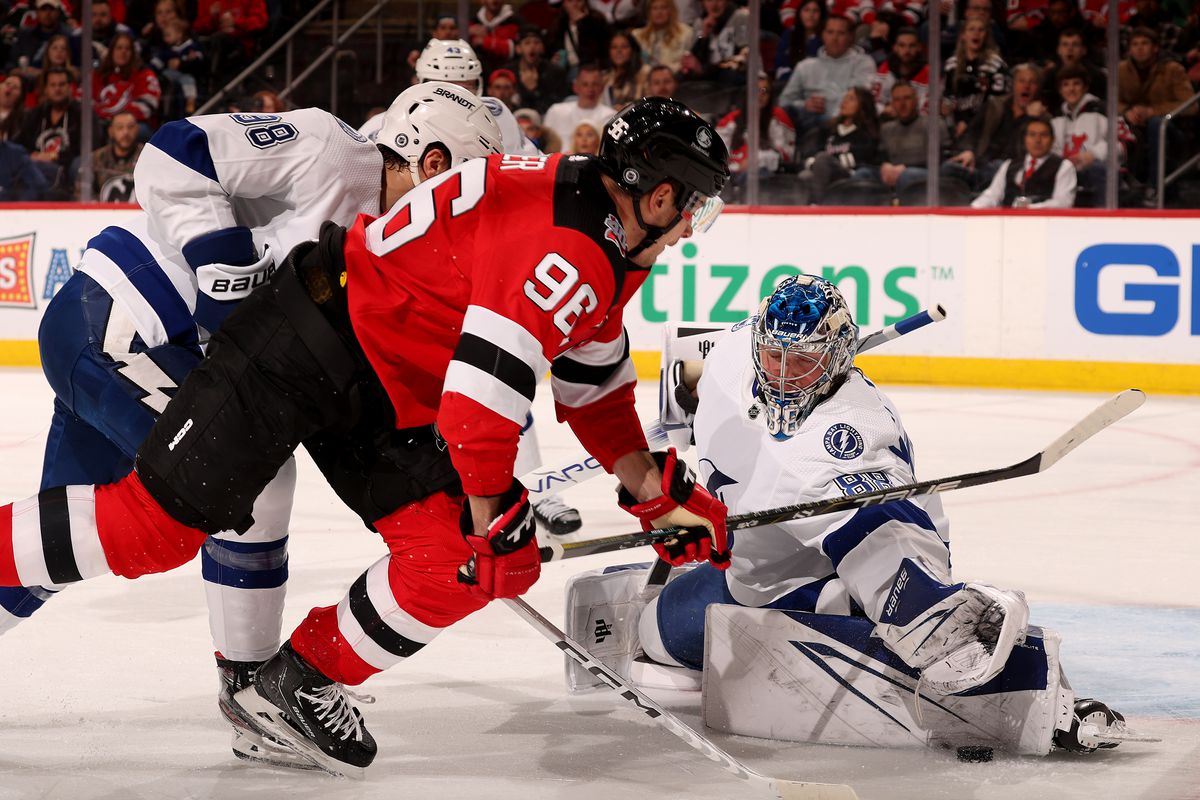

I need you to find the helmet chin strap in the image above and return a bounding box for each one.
[626,194,685,260]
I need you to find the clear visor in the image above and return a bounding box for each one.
[681,190,724,234]
[756,343,831,398]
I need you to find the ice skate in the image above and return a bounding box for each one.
[229,643,377,778]
[532,495,582,536]
[216,655,321,771]
[1054,698,1161,752]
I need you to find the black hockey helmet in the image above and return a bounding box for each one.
[597,97,731,256]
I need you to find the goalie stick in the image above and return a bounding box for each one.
[537,389,1145,564]
[523,305,948,499]
[503,596,860,800]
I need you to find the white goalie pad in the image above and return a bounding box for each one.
[702,605,1069,756]
[564,563,699,693]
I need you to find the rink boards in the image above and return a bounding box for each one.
[0,204,1196,394]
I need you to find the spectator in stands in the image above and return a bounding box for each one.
[602,30,649,107]
[568,119,602,153]
[26,34,78,109]
[1020,0,1097,62]
[644,62,679,95]
[633,0,695,73]
[8,0,71,77]
[139,0,182,53]
[715,71,796,174]
[1181,3,1200,82]
[72,1,134,65]
[1080,0,1135,31]
[0,139,50,200]
[873,80,943,193]
[1051,64,1114,205]
[1040,28,1106,112]
[92,31,161,136]
[946,62,1045,187]
[0,73,28,141]
[941,0,1008,57]
[942,16,1009,137]
[80,108,141,200]
[542,62,615,144]
[9,0,71,74]
[250,89,285,113]
[679,0,750,84]
[149,17,203,117]
[971,116,1077,206]
[487,67,519,109]
[515,106,562,151]
[779,15,875,147]
[469,0,521,74]
[872,26,929,116]
[17,65,79,196]
[590,0,644,29]
[1118,27,1194,191]
[798,85,880,202]
[1123,0,1183,55]
[774,0,823,84]
[505,26,568,115]
[550,0,611,80]
[433,13,460,40]
[195,0,268,91]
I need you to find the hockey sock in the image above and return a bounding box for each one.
[96,472,210,578]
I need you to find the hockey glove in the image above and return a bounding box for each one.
[457,481,541,600]
[618,449,731,569]
[193,245,275,333]
[659,359,702,451]
[874,558,1030,695]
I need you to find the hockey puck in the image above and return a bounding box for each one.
[956,746,994,763]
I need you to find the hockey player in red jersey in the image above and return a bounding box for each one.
[0,96,733,777]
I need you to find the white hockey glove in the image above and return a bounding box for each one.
[874,557,1030,696]
[659,359,703,451]
[195,245,276,302]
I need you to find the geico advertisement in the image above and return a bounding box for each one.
[1047,219,1199,365]
[0,208,140,339]
[625,213,965,355]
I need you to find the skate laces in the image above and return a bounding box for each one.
[535,495,572,519]
[298,684,375,742]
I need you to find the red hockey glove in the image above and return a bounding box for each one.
[618,449,731,569]
[457,481,541,600]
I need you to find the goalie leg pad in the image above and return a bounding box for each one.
[564,563,652,692]
[703,605,1066,755]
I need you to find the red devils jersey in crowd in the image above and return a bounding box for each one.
[343,153,649,497]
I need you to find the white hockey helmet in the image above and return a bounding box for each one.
[415,38,483,94]
[377,81,503,184]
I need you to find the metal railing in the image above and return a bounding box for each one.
[1156,90,1200,210]
[278,0,392,116]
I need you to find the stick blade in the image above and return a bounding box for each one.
[1040,388,1146,470]
[771,780,860,800]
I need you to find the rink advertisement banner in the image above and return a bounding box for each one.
[0,206,1196,392]
[0,207,140,362]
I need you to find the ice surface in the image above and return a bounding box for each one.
[0,369,1196,800]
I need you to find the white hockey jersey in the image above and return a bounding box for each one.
[77,109,383,348]
[693,322,950,619]
[358,96,541,156]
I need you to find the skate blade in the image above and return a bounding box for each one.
[232,729,323,771]
[232,686,366,779]
[1077,722,1163,745]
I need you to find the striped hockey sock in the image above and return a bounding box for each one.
[0,472,208,586]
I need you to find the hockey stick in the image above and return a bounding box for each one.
[524,306,947,499]
[538,389,1145,564]
[503,596,860,800]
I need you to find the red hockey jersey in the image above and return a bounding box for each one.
[343,153,649,497]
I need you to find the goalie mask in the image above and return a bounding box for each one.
[377,81,502,184]
[415,38,484,95]
[752,275,857,440]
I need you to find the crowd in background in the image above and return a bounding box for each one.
[0,0,1197,206]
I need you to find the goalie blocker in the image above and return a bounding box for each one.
[566,563,1154,756]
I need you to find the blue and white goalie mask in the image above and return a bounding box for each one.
[751,275,858,439]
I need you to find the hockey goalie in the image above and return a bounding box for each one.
[565,274,1155,757]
